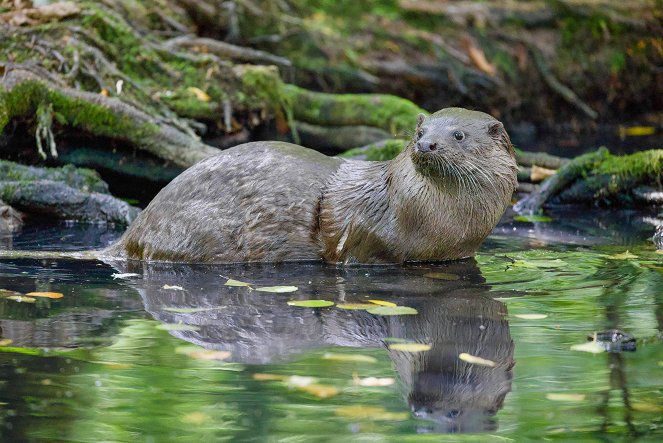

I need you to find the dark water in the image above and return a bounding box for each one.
[0,211,661,442]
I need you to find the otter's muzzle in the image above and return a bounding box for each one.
[416,141,439,153]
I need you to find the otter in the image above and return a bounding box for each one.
[104,108,517,264]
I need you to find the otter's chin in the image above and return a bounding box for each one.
[411,151,450,178]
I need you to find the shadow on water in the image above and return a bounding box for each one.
[110,258,516,433]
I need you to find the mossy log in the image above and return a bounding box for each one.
[0,160,139,225]
[515,148,663,212]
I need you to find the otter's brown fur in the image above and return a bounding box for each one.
[106,108,517,264]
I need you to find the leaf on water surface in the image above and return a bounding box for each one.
[162,284,185,290]
[322,353,377,363]
[335,405,409,421]
[513,313,548,320]
[287,300,334,308]
[423,272,460,280]
[163,307,217,313]
[299,383,339,399]
[570,341,605,354]
[0,289,23,297]
[336,303,376,310]
[253,373,288,381]
[513,214,553,223]
[181,412,211,425]
[388,343,432,353]
[367,299,397,307]
[366,306,418,316]
[257,285,299,293]
[459,352,496,367]
[606,250,638,260]
[6,295,36,303]
[155,323,200,331]
[26,291,64,299]
[112,273,140,279]
[546,393,586,402]
[353,376,395,387]
[0,339,13,346]
[223,278,252,287]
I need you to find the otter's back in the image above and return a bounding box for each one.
[108,142,343,263]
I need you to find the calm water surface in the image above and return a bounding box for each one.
[0,210,661,442]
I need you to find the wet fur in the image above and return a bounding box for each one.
[108,108,517,264]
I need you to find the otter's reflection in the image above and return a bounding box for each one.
[118,258,514,433]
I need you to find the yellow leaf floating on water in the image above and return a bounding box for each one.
[367,306,418,316]
[353,376,395,387]
[336,303,376,310]
[514,313,548,320]
[299,383,339,399]
[367,299,397,307]
[335,405,409,421]
[224,278,252,287]
[459,352,496,367]
[570,341,604,354]
[287,299,333,307]
[619,126,655,137]
[187,86,211,102]
[388,343,432,353]
[26,292,64,299]
[181,412,211,425]
[423,272,460,281]
[546,393,586,402]
[606,250,638,260]
[256,286,299,293]
[322,353,377,363]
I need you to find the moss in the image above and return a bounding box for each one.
[592,149,663,182]
[340,139,407,161]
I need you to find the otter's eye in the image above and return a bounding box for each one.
[417,129,424,139]
[453,130,465,141]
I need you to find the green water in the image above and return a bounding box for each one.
[0,211,661,442]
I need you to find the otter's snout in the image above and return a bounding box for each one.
[416,141,438,153]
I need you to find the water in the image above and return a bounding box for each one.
[0,211,661,442]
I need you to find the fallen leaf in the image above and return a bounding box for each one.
[462,36,497,76]
[367,306,418,316]
[26,292,63,299]
[162,285,184,291]
[367,299,397,307]
[606,251,638,260]
[287,300,334,308]
[336,303,376,310]
[181,412,211,424]
[253,373,287,381]
[353,376,395,387]
[322,353,377,363]
[187,86,211,102]
[7,295,36,303]
[423,272,460,280]
[570,341,604,354]
[0,289,22,297]
[223,278,251,287]
[388,343,432,353]
[619,126,655,137]
[112,273,140,279]
[513,214,553,223]
[459,352,496,367]
[546,393,586,402]
[0,339,13,346]
[299,383,338,398]
[530,165,556,182]
[514,313,548,320]
[100,88,110,97]
[155,323,200,331]
[256,286,299,293]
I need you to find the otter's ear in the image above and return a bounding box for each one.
[416,113,426,126]
[488,121,504,137]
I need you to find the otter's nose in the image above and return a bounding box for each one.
[416,142,438,152]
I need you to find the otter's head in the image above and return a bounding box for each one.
[409,108,516,185]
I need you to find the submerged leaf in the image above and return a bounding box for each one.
[224,278,252,287]
[546,393,586,402]
[388,343,431,353]
[459,352,496,367]
[256,286,299,293]
[514,313,548,320]
[423,272,460,280]
[287,300,334,308]
[336,303,376,310]
[26,291,64,299]
[367,306,418,316]
[322,353,377,363]
[367,299,397,307]
[514,214,553,223]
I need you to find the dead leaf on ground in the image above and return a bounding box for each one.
[459,352,496,367]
